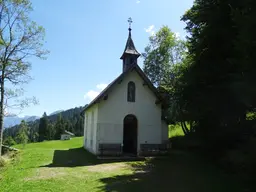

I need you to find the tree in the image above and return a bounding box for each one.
[46,122,55,140]
[0,0,48,155]
[27,122,39,142]
[31,131,39,142]
[16,120,28,148]
[38,112,48,141]
[179,0,255,151]
[143,26,187,87]
[230,0,256,111]
[142,26,189,129]
[54,114,64,139]
[64,119,71,132]
[3,135,16,146]
[75,116,83,136]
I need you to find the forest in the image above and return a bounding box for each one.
[3,106,84,146]
[142,0,256,185]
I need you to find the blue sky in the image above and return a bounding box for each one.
[15,0,193,117]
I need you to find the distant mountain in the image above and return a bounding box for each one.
[3,109,65,128]
[25,116,40,122]
[4,115,40,128]
[49,110,64,116]
[3,106,85,143]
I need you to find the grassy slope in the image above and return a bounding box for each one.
[0,137,246,192]
[169,124,184,138]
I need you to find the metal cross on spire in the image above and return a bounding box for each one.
[128,17,133,29]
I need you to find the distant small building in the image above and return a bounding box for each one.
[61,130,75,140]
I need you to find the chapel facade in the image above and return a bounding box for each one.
[82,19,168,156]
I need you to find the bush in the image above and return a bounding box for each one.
[7,151,19,159]
[0,150,19,168]
[0,156,8,167]
[170,134,203,151]
[3,136,16,146]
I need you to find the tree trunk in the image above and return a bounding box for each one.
[0,68,4,156]
[180,121,189,135]
[189,121,196,132]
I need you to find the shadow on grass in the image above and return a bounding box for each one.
[41,147,247,192]
[98,151,246,192]
[42,147,141,167]
[41,147,97,167]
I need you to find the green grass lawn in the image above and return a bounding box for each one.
[0,137,247,192]
[169,124,184,138]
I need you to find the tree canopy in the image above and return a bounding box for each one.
[143,26,189,127]
[143,26,187,88]
[0,0,48,155]
[171,0,256,153]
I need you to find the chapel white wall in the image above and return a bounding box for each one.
[97,70,163,152]
[83,104,98,154]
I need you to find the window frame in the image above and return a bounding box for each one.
[127,81,136,102]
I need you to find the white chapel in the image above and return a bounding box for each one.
[82,19,169,156]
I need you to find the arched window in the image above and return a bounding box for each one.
[127,81,136,102]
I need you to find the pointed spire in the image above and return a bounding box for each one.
[120,17,140,59]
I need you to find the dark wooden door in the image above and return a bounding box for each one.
[123,115,138,154]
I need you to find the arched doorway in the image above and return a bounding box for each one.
[123,114,138,155]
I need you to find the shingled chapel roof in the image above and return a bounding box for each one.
[120,27,140,59]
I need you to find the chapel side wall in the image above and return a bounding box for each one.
[86,110,92,152]
[84,110,91,151]
[97,70,162,153]
[83,112,87,148]
[92,106,98,153]
[84,104,98,155]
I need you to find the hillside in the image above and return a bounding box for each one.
[0,137,245,192]
[49,110,64,116]
[4,115,40,128]
[3,106,85,144]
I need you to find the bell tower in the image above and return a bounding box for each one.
[120,17,141,72]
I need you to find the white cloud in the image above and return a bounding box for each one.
[84,83,108,102]
[84,90,99,102]
[136,0,141,3]
[144,25,155,36]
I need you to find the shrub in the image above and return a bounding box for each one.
[170,134,203,151]
[3,136,16,146]
[0,156,8,167]
[0,150,19,168]
[7,151,19,159]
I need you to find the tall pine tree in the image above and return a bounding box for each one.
[38,112,48,141]
[54,114,64,139]
[180,0,251,149]
[16,120,29,148]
